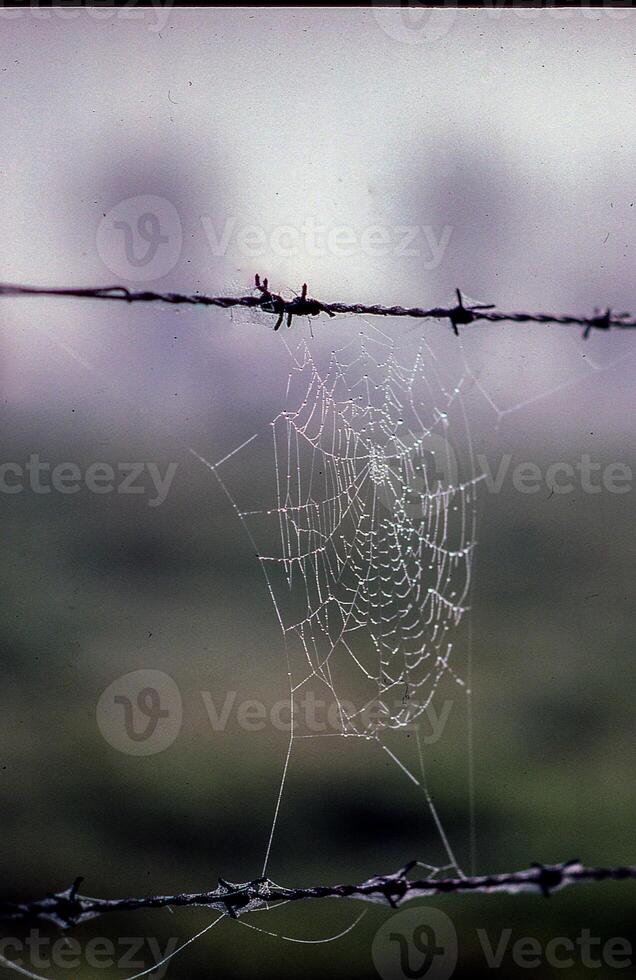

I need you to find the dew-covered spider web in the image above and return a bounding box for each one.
[246,327,477,736]
[203,313,485,883]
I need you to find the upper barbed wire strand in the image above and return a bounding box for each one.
[0,277,634,338]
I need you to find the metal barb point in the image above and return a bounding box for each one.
[253,276,332,331]
[584,307,612,339]
[530,862,569,898]
[448,289,495,336]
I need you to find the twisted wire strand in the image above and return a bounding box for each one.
[1,277,634,338]
[1,862,634,930]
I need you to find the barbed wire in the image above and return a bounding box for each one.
[1,275,635,338]
[1,861,635,930]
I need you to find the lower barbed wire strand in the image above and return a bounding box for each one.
[2,863,635,933]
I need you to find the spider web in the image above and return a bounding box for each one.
[209,314,483,881]
[245,327,477,736]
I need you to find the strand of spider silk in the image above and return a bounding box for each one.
[0,913,227,980]
[0,907,364,980]
[234,909,367,944]
[0,952,49,980]
[122,912,225,980]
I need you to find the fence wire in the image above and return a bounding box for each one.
[1,862,635,929]
[1,275,635,337]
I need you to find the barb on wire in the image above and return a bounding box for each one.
[1,861,635,931]
[1,276,635,338]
